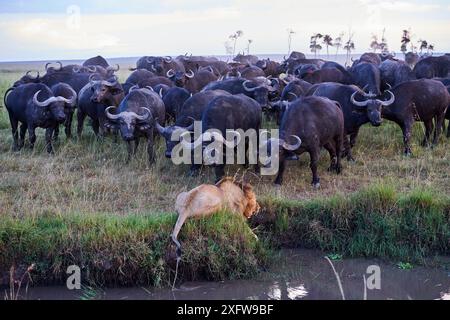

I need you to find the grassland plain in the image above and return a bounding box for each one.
[0,63,449,287]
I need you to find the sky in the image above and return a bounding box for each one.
[0,0,449,61]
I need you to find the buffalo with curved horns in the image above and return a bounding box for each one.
[105,87,166,163]
[5,83,74,153]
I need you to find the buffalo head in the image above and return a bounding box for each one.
[350,89,395,126]
[32,90,74,123]
[105,106,152,141]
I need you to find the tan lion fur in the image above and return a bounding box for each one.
[171,177,260,255]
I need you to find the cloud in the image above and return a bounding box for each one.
[361,0,441,12]
[0,1,449,61]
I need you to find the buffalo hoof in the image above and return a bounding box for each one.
[274,184,282,196]
[312,181,320,189]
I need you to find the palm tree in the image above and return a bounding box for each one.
[344,31,355,66]
[247,39,253,55]
[370,34,380,52]
[334,32,344,59]
[323,35,333,58]
[418,39,428,55]
[400,29,411,57]
[229,30,244,57]
[287,28,296,55]
[380,28,389,53]
[310,33,323,58]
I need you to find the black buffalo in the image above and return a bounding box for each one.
[202,77,277,108]
[5,83,74,153]
[265,96,344,187]
[162,87,191,120]
[380,59,415,88]
[177,94,262,180]
[311,82,395,161]
[77,77,124,138]
[157,90,231,159]
[50,83,78,139]
[382,79,449,155]
[105,87,165,163]
[414,55,450,79]
[83,55,110,68]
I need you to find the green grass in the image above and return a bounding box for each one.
[256,184,450,262]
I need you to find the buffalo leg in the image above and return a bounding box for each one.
[349,132,358,148]
[342,133,355,162]
[53,125,60,142]
[28,126,36,150]
[77,110,87,138]
[309,148,321,188]
[147,133,155,165]
[401,122,413,156]
[324,142,337,172]
[45,127,55,154]
[421,120,433,147]
[433,114,445,145]
[98,118,107,138]
[274,157,286,185]
[65,111,73,139]
[18,123,27,149]
[189,164,201,176]
[447,119,450,138]
[214,165,225,183]
[134,138,140,155]
[126,141,133,163]
[335,133,343,174]
[8,114,19,151]
[92,120,100,137]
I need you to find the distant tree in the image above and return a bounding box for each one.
[371,28,388,53]
[229,30,244,57]
[344,31,355,66]
[310,33,323,58]
[334,32,344,59]
[323,34,333,58]
[401,28,417,53]
[418,39,428,55]
[370,34,381,52]
[427,44,435,55]
[224,41,234,58]
[379,28,389,53]
[400,29,411,57]
[287,28,296,55]
[246,39,253,55]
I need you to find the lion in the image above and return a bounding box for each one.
[171,177,260,257]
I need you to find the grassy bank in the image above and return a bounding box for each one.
[257,184,450,262]
[1,185,449,287]
[0,211,267,287]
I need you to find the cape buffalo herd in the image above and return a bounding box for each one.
[3,53,450,187]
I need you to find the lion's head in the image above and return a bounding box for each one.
[216,177,260,219]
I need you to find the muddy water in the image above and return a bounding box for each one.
[24,249,450,300]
